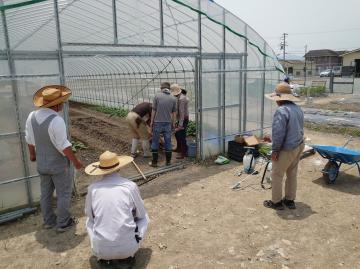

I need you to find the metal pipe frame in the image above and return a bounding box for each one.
[112,0,118,44]
[242,25,248,131]
[217,58,222,152]
[62,42,197,50]
[221,9,226,153]
[196,0,203,160]
[239,57,243,132]
[159,0,164,46]
[202,126,272,142]
[1,8,33,207]
[0,73,60,79]
[260,43,266,137]
[0,50,246,60]
[0,174,39,186]
[54,0,76,187]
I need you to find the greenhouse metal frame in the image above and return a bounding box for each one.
[0,0,283,219]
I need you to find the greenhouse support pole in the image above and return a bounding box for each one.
[197,0,203,159]
[260,43,266,137]
[239,57,243,132]
[217,58,222,151]
[242,25,248,131]
[221,9,226,153]
[1,9,33,207]
[159,0,164,45]
[112,0,118,44]
[54,0,75,184]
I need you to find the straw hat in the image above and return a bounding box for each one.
[265,82,300,102]
[33,85,72,108]
[170,83,182,96]
[85,151,133,176]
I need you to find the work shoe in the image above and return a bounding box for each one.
[263,200,284,210]
[56,217,78,233]
[283,199,296,209]
[165,151,172,166]
[148,151,158,167]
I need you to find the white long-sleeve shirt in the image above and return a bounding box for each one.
[25,108,71,155]
[85,173,149,259]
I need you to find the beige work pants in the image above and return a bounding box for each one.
[126,112,150,140]
[271,143,305,203]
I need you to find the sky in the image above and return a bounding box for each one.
[215,0,360,59]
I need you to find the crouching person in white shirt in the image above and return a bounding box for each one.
[84,151,149,267]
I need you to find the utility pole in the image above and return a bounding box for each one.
[280,33,288,61]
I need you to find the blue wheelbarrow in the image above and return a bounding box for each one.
[312,143,360,184]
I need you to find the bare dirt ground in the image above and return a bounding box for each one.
[300,93,360,112]
[69,102,185,193]
[1,129,359,269]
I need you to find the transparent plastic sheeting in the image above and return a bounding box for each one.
[0,0,283,214]
[0,77,59,213]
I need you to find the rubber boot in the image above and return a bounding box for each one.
[165,151,172,166]
[142,140,151,158]
[131,138,139,158]
[149,151,158,167]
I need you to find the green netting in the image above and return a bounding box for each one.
[0,0,47,11]
[170,0,284,73]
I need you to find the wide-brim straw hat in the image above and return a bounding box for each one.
[265,82,300,102]
[85,151,134,176]
[170,83,182,96]
[33,85,72,108]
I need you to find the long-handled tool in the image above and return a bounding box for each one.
[132,161,147,180]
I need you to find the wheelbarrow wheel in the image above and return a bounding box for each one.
[323,161,339,184]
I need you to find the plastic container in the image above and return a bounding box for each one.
[187,142,197,158]
[243,153,256,173]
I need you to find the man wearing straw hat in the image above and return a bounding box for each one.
[170,83,189,159]
[263,82,304,210]
[25,85,83,232]
[85,151,149,266]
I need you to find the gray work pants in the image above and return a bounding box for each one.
[40,167,72,228]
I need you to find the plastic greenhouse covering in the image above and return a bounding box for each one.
[0,0,283,217]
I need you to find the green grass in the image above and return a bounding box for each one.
[71,140,88,152]
[93,105,129,117]
[299,86,326,97]
[305,122,360,137]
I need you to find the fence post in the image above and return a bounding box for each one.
[329,72,334,93]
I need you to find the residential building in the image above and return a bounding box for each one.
[304,49,343,73]
[341,49,360,77]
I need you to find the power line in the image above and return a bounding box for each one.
[265,27,360,39]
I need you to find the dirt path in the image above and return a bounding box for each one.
[69,102,185,193]
[1,130,360,268]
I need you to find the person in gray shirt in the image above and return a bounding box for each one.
[149,82,177,167]
[263,82,304,210]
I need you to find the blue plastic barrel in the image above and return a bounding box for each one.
[187,142,197,157]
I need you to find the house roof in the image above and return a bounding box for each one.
[305,49,340,58]
[340,48,360,56]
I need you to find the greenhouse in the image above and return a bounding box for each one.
[0,0,283,218]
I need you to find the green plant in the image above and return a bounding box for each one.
[71,140,88,152]
[299,86,326,97]
[94,105,129,117]
[186,120,196,137]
